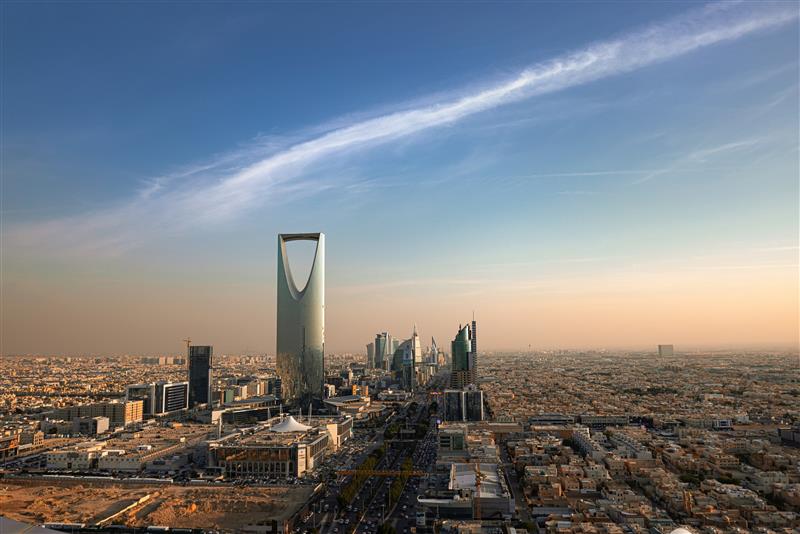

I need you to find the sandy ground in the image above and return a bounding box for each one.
[0,481,312,531]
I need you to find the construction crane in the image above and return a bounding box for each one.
[336,469,428,477]
[473,462,483,521]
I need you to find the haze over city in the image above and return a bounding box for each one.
[3,1,799,355]
[2,3,800,534]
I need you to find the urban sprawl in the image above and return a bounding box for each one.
[1,234,799,534]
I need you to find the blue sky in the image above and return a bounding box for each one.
[2,1,798,354]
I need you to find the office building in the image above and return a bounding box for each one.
[276,233,325,407]
[366,342,375,368]
[154,381,189,414]
[391,340,407,374]
[470,316,478,374]
[126,382,188,416]
[443,387,485,422]
[659,344,675,357]
[188,345,213,407]
[126,383,156,416]
[429,337,439,364]
[464,387,485,421]
[51,401,143,427]
[450,323,477,388]
[72,416,110,436]
[443,390,465,422]
[375,332,394,370]
[267,377,282,400]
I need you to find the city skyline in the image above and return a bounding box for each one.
[3,1,799,355]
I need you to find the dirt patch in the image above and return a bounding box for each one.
[0,481,312,531]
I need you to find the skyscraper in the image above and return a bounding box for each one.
[366,342,375,368]
[470,315,478,376]
[375,332,389,370]
[188,345,212,407]
[276,233,325,407]
[450,321,477,388]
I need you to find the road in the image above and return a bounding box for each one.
[299,388,440,534]
[499,439,531,524]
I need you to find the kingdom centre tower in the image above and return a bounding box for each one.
[276,233,325,407]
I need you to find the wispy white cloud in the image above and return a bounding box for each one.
[557,190,600,196]
[688,138,761,162]
[631,137,763,184]
[6,1,797,256]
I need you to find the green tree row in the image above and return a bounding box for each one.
[337,446,386,507]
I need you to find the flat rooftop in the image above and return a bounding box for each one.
[450,463,510,499]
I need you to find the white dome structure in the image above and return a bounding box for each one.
[670,528,694,534]
[269,415,311,433]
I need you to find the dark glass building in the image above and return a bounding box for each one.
[450,323,476,388]
[188,345,213,407]
[155,381,189,414]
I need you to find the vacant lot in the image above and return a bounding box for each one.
[0,480,312,531]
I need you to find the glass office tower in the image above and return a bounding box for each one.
[188,345,212,407]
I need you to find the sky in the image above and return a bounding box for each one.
[2,1,798,355]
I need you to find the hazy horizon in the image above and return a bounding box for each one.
[2,2,798,355]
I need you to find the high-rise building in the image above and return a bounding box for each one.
[658,344,674,357]
[154,381,189,414]
[375,332,394,370]
[442,386,484,422]
[366,342,375,368]
[464,386,484,421]
[470,316,478,376]
[276,233,325,407]
[450,323,476,388]
[392,340,407,374]
[392,326,426,391]
[429,337,438,364]
[443,390,464,422]
[188,345,213,407]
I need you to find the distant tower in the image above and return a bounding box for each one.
[276,233,325,407]
[188,345,213,407]
[366,342,375,368]
[470,313,478,380]
[449,317,478,388]
[658,344,674,357]
[375,332,389,370]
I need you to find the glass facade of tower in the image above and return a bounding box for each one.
[188,345,212,407]
[450,323,477,388]
[276,233,325,407]
[366,342,375,368]
[375,333,388,369]
[451,325,471,371]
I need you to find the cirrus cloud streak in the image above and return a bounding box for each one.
[6,1,797,256]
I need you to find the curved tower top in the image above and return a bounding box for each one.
[276,233,325,407]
